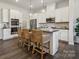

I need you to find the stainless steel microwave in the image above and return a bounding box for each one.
[46,18,55,23]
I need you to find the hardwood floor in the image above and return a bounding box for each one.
[0,38,79,59]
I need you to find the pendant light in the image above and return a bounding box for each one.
[29,0,32,19]
[41,0,46,13]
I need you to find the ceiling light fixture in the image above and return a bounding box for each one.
[16,0,19,2]
[41,0,43,3]
[34,13,37,16]
[29,0,32,18]
[41,9,45,13]
[30,5,33,8]
[29,13,32,16]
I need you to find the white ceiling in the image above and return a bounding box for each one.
[0,0,68,13]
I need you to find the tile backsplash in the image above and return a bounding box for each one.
[39,22,69,29]
[55,23,69,29]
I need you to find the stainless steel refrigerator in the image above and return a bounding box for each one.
[30,19,37,30]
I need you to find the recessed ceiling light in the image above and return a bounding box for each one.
[41,9,45,13]
[16,0,19,2]
[29,13,32,16]
[34,13,37,16]
[30,5,33,8]
[41,0,44,3]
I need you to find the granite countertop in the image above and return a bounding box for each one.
[51,27,69,30]
[40,29,59,33]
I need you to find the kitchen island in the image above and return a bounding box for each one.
[40,29,59,55]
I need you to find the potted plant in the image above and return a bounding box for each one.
[75,17,79,36]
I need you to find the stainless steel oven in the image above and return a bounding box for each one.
[11,27,18,34]
[11,18,19,26]
[11,18,19,34]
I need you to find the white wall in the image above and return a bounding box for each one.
[0,9,2,39]
[75,0,79,18]
[69,0,79,45]
[69,0,75,45]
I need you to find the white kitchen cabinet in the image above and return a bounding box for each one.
[59,30,69,42]
[55,7,69,22]
[3,29,11,40]
[10,9,22,19]
[3,28,18,40]
[32,13,46,23]
[2,8,9,22]
[37,14,46,23]
[10,9,18,19]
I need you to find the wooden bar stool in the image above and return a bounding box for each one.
[18,28,24,47]
[31,29,50,59]
[22,29,31,51]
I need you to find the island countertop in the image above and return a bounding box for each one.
[39,29,59,33]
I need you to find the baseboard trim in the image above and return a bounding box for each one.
[0,39,3,41]
[2,37,18,41]
[59,40,68,44]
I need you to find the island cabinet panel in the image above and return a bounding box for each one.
[40,29,59,56]
[59,30,69,42]
[46,30,59,55]
[52,31,59,55]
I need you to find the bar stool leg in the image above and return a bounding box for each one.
[32,46,35,59]
[48,41,50,53]
[41,54,43,59]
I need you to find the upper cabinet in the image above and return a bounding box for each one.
[10,9,22,19]
[31,13,46,23]
[2,8,9,22]
[55,7,69,22]
[0,9,2,22]
[10,9,17,19]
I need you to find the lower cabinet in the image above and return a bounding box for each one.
[59,30,69,42]
[3,29,18,40]
[3,29,11,40]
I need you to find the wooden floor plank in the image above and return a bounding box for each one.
[0,38,79,59]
